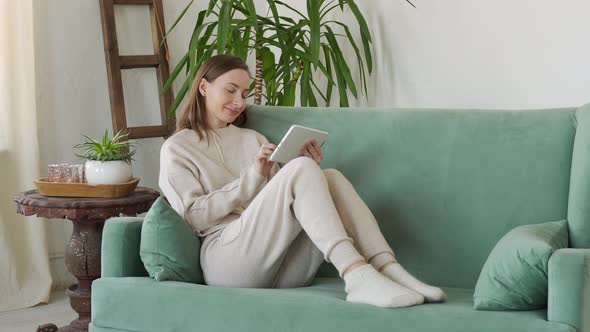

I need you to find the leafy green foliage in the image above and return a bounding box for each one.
[161,0,413,115]
[74,130,137,163]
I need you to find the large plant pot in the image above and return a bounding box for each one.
[85,160,132,185]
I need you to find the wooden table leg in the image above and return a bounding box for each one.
[39,219,104,332]
[36,324,58,332]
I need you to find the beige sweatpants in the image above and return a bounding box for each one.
[200,157,395,288]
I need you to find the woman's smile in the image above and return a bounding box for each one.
[224,107,241,117]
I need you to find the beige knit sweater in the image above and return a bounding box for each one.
[159,125,279,237]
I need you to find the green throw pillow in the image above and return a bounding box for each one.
[473,220,568,310]
[140,197,204,283]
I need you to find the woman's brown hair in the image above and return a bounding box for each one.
[176,54,250,140]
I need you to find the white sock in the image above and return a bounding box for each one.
[381,263,446,303]
[343,264,424,308]
[327,240,366,277]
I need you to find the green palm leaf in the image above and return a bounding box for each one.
[307,0,320,67]
[160,0,195,47]
[326,47,348,106]
[330,21,368,97]
[243,0,258,29]
[325,25,357,98]
[167,75,191,118]
[161,52,188,96]
[217,0,232,54]
[346,0,372,73]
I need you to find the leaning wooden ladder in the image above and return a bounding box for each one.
[99,0,176,139]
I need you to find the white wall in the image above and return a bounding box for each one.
[33,0,589,289]
[334,0,590,109]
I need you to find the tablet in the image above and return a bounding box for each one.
[269,125,328,164]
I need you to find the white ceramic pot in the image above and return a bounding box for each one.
[84,160,132,185]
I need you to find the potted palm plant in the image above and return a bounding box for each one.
[74,130,137,185]
[161,0,413,116]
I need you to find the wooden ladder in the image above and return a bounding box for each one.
[99,0,176,139]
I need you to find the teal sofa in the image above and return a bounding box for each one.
[90,104,590,332]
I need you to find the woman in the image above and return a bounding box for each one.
[159,54,445,308]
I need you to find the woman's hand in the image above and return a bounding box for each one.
[255,143,276,177]
[297,139,323,165]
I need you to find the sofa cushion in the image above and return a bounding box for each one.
[139,197,204,283]
[474,220,568,310]
[91,277,574,332]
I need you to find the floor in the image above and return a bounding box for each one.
[0,290,76,332]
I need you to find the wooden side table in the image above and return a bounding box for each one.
[14,187,159,332]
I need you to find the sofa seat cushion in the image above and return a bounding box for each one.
[91,277,574,332]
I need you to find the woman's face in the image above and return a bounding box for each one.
[199,68,250,128]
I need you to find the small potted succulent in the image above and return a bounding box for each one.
[74,129,137,185]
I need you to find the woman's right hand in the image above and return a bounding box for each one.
[254,143,276,177]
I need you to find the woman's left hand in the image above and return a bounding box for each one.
[297,139,323,165]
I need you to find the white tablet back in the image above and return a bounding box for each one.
[269,125,328,164]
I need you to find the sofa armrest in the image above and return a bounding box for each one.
[548,248,590,332]
[101,217,148,277]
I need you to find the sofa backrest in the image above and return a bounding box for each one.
[245,104,590,289]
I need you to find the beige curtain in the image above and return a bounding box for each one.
[0,0,53,311]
